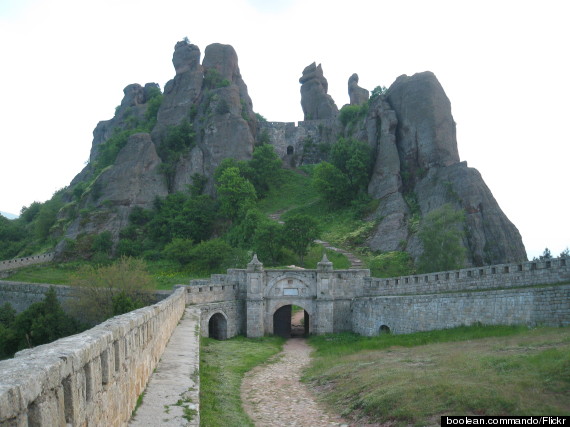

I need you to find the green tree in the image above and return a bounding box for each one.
[312,161,352,207]
[164,238,195,265]
[215,167,257,220]
[369,251,414,278]
[71,257,155,325]
[282,214,320,266]
[1,288,82,358]
[248,144,283,197]
[253,221,285,265]
[539,248,553,260]
[187,239,246,274]
[330,137,372,193]
[418,204,466,273]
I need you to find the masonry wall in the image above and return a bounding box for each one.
[0,287,186,426]
[197,300,246,338]
[362,258,569,297]
[261,118,338,165]
[0,281,171,315]
[0,281,82,313]
[352,284,570,336]
[0,253,55,273]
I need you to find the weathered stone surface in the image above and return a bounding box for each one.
[62,41,526,267]
[172,40,201,75]
[299,62,338,120]
[348,73,369,105]
[152,41,203,141]
[64,133,168,242]
[0,288,186,427]
[414,162,527,265]
[387,71,459,171]
[1,258,568,424]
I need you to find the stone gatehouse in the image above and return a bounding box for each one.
[182,254,570,340]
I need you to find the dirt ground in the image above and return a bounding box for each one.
[241,337,349,426]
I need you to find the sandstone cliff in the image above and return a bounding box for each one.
[61,40,257,243]
[363,71,526,264]
[60,41,526,266]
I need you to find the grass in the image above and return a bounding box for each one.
[4,259,201,290]
[304,325,570,425]
[200,335,285,427]
[256,169,319,215]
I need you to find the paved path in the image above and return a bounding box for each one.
[241,338,348,427]
[129,307,200,427]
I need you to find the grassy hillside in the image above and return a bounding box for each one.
[305,325,570,424]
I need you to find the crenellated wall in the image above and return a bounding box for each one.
[178,256,570,338]
[0,287,186,426]
[0,253,55,273]
[362,257,569,296]
[0,255,568,425]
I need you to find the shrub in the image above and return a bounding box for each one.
[369,251,414,278]
[418,204,466,273]
[71,257,156,325]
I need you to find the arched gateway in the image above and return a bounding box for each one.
[245,254,337,337]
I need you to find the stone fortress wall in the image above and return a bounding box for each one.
[0,256,568,425]
[0,253,55,273]
[182,256,570,338]
[0,287,187,426]
[259,118,337,165]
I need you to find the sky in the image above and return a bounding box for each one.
[0,0,568,259]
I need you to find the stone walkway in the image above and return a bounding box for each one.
[129,307,200,427]
[241,338,349,427]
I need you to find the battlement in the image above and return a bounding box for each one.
[0,252,55,272]
[363,257,569,296]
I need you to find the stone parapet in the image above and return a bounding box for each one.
[363,257,569,296]
[0,287,186,426]
[352,284,570,336]
[0,253,55,272]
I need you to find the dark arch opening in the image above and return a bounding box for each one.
[286,145,294,155]
[273,305,309,338]
[379,325,391,335]
[208,313,227,340]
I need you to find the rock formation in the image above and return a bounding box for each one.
[59,42,526,266]
[364,71,526,265]
[348,73,369,105]
[299,63,338,120]
[62,40,257,243]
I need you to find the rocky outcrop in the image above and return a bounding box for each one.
[63,133,168,243]
[299,63,338,120]
[91,83,159,164]
[364,72,526,265]
[348,73,369,105]
[152,40,203,138]
[60,41,526,266]
[413,163,527,265]
[387,72,459,172]
[167,42,256,193]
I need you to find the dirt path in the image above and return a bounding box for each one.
[241,338,348,427]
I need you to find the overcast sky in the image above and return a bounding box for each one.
[0,0,568,259]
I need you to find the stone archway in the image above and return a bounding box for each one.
[208,312,227,340]
[273,304,310,338]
